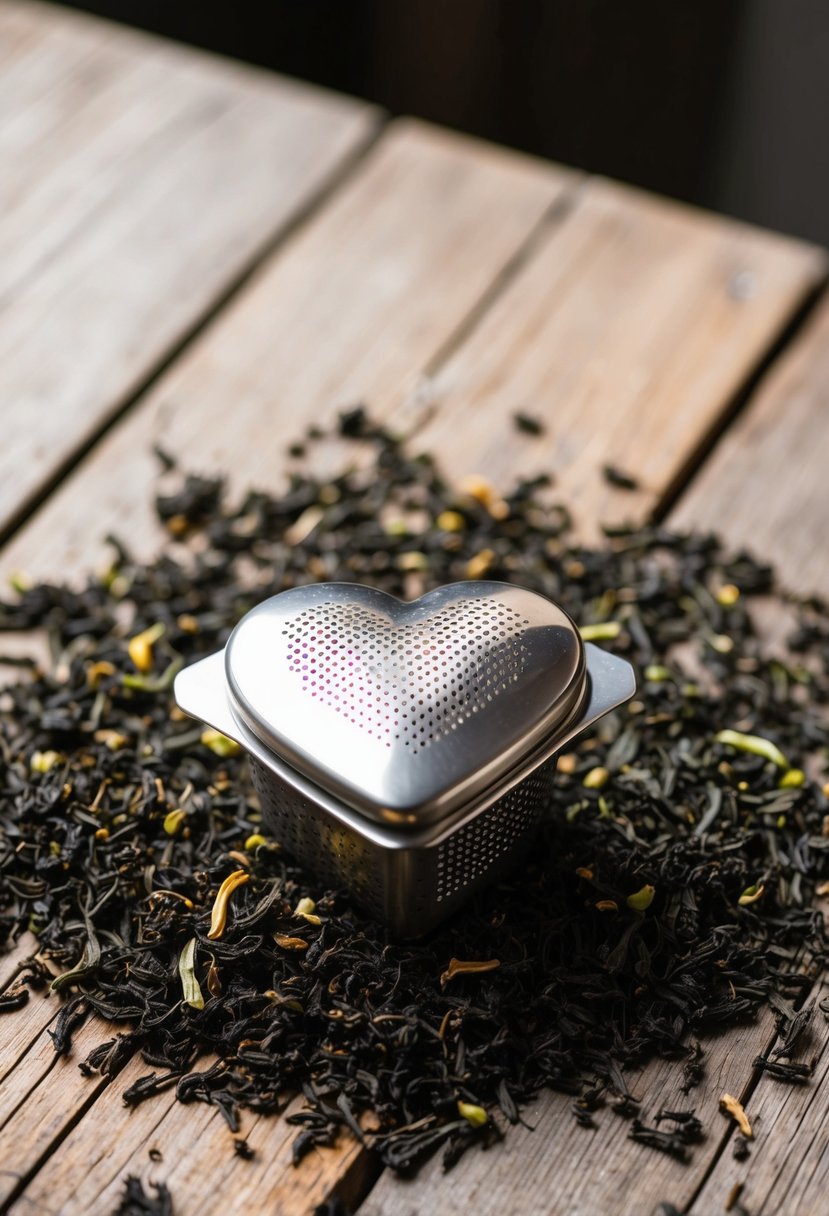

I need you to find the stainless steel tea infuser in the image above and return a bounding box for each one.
[174,581,635,936]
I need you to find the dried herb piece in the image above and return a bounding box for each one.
[2,408,828,1178]
[457,1101,488,1128]
[128,623,165,673]
[719,1093,752,1138]
[206,871,249,941]
[578,622,622,642]
[626,885,655,912]
[715,729,789,770]
[178,938,204,1010]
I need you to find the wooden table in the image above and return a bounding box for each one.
[2,4,828,1213]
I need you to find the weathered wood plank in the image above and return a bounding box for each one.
[410,178,826,539]
[0,934,37,993]
[362,1029,773,1216]
[0,1,111,118]
[687,973,829,1216]
[0,121,575,1212]
[664,293,829,1216]
[0,0,376,540]
[346,189,829,1215]
[673,295,829,599]
[0,937,54,1094]
[0,0,144,108]
[7,1052,367,1216]
[0,1016,111,1207]
[0,119,575,586]
[0,993,57,1091]
[3,125,821,1216]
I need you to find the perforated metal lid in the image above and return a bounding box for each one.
[224,581,586,827]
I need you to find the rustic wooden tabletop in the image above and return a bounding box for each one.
[2,3,829,1214]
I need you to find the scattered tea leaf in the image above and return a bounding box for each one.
[715,729,789,770]
[626,885,655,912]
[603,465,639,491]
[737,884,765,907]
[441,958,501,986]
[579,622,622,642]
[457,1100,488,1127]
[2,409,828,1179]
[513,411,544,436]
[200,728,242,758]
[178,937,204,1010]
[207,871,249,941]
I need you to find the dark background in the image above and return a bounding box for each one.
[61,0,829,246]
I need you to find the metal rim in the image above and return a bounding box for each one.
[224,580,586,827]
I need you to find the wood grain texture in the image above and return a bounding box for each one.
[0,1015,109,1207]
[0,119,573,1209]
[409,177,826,539]
[0,934,38,993]
[672,296,829,598]
[687,973,829,1216]
[0,994,58,1092]
[0,0,376,539]
[362,1018,777,1216]
[341,184,829,1216]
[667,281,829,1216]
[0,59,826,1212]
[8,1053,366,1216]
[0,119,574,586]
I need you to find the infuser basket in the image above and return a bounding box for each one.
[174,581,635,936]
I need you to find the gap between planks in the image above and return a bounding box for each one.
[0,0,379,546]
[686,971,829,1215]
[0,118,579,1214]
[3,99,821,1216]
[664,281,829,1216]
[650,276,828,533]
[0,113,384,555]
[362,250,829,1216]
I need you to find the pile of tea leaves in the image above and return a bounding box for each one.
[1,408,828,1175]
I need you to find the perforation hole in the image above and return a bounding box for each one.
[435,763,554,900]
[285,599,529,753]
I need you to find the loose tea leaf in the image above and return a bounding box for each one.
[178,938,204,1010]
[715,729,789,770]
[626,884,656,912]
[207,871,249,940]
[1,409,828,1176]
[111,1175,173,1216]
[457,1100,489,1127]
[440,958,501,986]
[513,411,545,436]
[602,465,639,491]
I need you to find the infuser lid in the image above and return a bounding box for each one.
[224,581,586,827]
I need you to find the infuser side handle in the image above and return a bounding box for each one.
[555,643,637,750]
[174,651,241,742]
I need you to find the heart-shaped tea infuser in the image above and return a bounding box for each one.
[175,581,635,935]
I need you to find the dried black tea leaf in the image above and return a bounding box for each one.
[1,410,828,1177]
[110,1176,172,1216]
